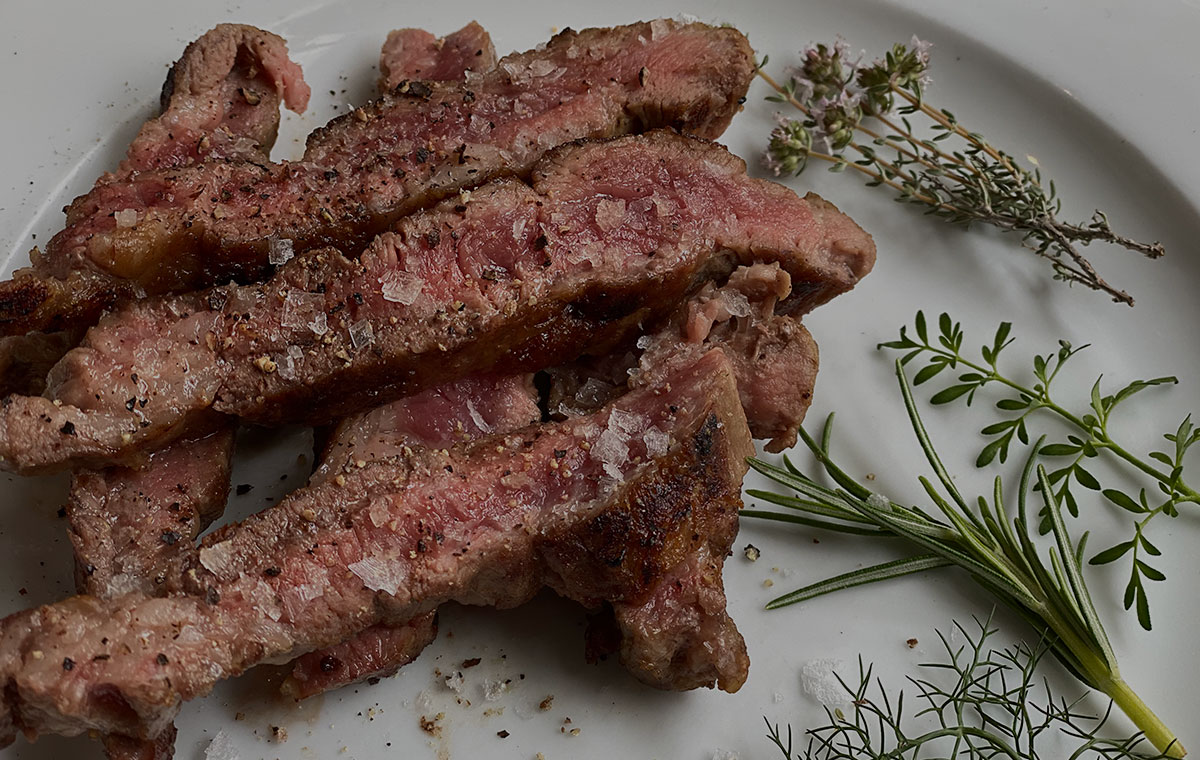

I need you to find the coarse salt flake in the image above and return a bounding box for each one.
[650,18,671,40]
[380,270,423,305]
[199,541,237,578]
[465,399,492,434]
[205,730,240,760]
[268,237,295,266]
[594,197,627,233]
[350,319,374,349]
[114,208,139,228]
[643,427,671,458]
[349,556,406,595]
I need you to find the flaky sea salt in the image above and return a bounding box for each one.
[643,427,671,458]
[380,270,423,305]
[594,197,627,233]
[282,291,326,335]
[866,492,890,509]
[801,658,849,707]
[465,399,492,434]
[608,408,646,436]
[349,556,405,595]
[368,496,392,528]
[483,678,506,702]
[528,59,557,78]
[205,730,240,760]
[199,541,236,579]
[114,208,138,228]
[721,289,751,318]
[512,217,528,241]
[650,18,671,40]
[268,237,295,266]
[277,345,304,381]
[350,319,374,349]
[593,427,629,481]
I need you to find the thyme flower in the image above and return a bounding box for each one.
[758,38,1164,305]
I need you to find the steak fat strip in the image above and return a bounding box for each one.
[0,131,874,474]
[0,350,751,744]
[0,20,753,337]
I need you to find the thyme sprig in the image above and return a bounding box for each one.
[758,38,1164,305]
[880,312,1198,630]
[742,358,1184,756]
[765,617,1170,760]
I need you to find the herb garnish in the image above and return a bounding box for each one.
[743,351,1184,755]
[758,39,1164,305]
[766,617,1170,759]
[880,312,1198,630]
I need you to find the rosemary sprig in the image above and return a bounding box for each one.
[880,311,1199,630]
[765,617,1170,760]
[758,39,1164,305]
[744,359,1184,756]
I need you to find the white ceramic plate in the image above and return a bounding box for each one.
[2,1,1197,758]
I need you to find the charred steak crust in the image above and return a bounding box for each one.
[0,131,874,474]
[0,351,750,743]
[0,20,754,337]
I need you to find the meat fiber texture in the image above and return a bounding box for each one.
[0,350,752,744]
[378,21,497,91]
[66,429,235,599]
[0,19,754,337]
[0,131,875,474]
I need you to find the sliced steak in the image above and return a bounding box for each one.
[378,22,496,91]
[281,612,438,700]
[551,262,819,452]
[0,25,308,398]
[66,428,235,599]
[0,131,874,474]
[0,350,751,744]
[123,23,310,172]
[101,724,177,760]
[0,20,753,337]
[0,331,78,397]
[292,372,540,697]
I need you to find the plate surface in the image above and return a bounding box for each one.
[1,1,1197,758]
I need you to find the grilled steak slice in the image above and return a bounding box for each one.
[0,331,78,397]
[282,612,438,700]
[550,262,818,451]
[0,131,873,474]
[0,20,753,337]
[291,372,540,697]
[378,22,496,91]
[31,31,304,757]
[0,350,751,744]
[101,724,176,760]
[0,24,308,398]
[315,373,540,482]
[66,428,235,599]
[124,24,310,172]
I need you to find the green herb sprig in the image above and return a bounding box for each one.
[880,312,1199,630]
[743,357,1184,756]
[758,39,1164,305]
[765,617,1169,760]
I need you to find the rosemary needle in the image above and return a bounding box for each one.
[746,359,1184,757]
